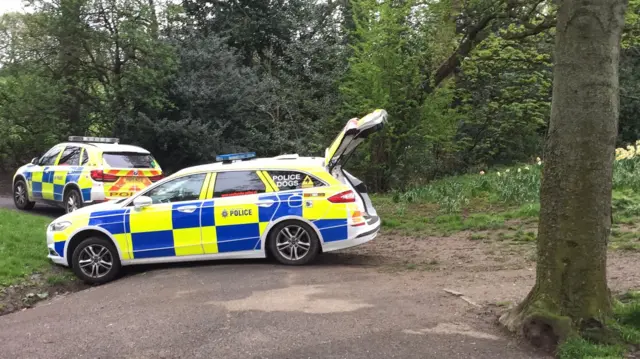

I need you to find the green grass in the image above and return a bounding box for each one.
[374,194,540,238]
[556,292,640,359]
[0,209,52,287]
[557,337,625,359]
[374,157,640,251]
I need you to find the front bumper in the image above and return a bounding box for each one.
[46,230,69,266]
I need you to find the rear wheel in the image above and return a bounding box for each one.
[71,237,121,285]
[64,188,83,214]
[13,179,35,210]
[268,220,320,265]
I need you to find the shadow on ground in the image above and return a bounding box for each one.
[119,251,382,279]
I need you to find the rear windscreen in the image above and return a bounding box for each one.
[102,153,155,168]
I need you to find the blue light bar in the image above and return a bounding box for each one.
[69,136,119,144]
[216,152,256,163]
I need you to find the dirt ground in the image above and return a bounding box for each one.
[334,230,640,307]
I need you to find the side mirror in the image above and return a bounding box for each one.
[30,157,38,165]
[133,196,152,210]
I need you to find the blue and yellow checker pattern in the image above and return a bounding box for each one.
[25,165,94,202]
[53,187,355,261]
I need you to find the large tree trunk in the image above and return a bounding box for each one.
[499,0,627,348]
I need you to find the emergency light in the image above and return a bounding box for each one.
[216,152,256,163]
[69,136,120,144]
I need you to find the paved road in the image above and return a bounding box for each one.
[0,260,549,359]
[0,195,65,218]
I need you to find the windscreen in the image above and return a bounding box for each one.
[102,152,155,168]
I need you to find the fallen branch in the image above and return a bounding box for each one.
[443,288,480,307]
[444,288,463,296]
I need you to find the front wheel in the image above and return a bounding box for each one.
[268,220,320,265]
[71,237,121,285]
[13,179,35,210]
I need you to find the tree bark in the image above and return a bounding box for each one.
[499,0,627,348]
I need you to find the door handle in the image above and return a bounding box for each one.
[256,200,275,207]
[177,205,197,213]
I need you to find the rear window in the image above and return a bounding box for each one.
[102,152,155,168]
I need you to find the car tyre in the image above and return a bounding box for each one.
[13,179,35,210]
[71,237,121,285]
[64,188,83,214]
[268,220,320,265]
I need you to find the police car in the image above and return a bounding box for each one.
[13,137,163,214]
[45,110,387,284]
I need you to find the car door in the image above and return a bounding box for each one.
[54,145,82,201]
[127,173,208,259]
[31,145,64,200]
[201,170,274,254]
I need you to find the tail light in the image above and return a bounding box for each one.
[90,170,118,182]
[149,174,164,182]
[327,190,356,203]
[350,210,366,226]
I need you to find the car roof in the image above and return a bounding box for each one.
[58,142,150,154]
[174,155,326,175]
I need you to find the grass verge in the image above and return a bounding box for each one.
[0,209,83,315]
[0,208,53,286]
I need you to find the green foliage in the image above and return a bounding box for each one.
[1,0,639,194]
[455,31,553,168]
[337,0,465,191]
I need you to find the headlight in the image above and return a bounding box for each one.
[48,221,72,232]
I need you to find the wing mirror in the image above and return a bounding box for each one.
[30,157,38,165]
[133,196,152,210]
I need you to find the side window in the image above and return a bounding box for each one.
[80,149,89,165]
[58,146,81,166]
[38,146,62,166]
[213,171,266,198]
[145,173,206,204]
[267,171,325,191]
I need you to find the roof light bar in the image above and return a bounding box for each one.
[215,152,256,163]
[69,136,119,144]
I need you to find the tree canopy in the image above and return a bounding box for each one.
[1,0,639,192]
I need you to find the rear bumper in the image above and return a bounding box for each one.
[321,216,380,253]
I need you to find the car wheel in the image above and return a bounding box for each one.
[268,220,320,265]
[64,188,83,214]
[71,237,121,285]
[13,179,35,210]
